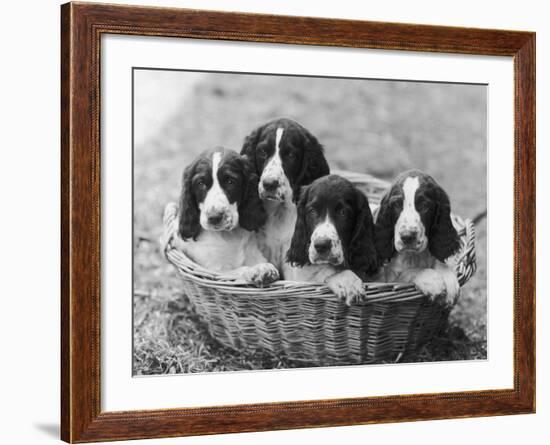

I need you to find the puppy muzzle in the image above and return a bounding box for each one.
[201,208,237,231]
[395,228,427,252]
[259,176,289,202]
[259,157,292,202]
[308,234,344,266]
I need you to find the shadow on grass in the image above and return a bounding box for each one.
[403,325,487,363]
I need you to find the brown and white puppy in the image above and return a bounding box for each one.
[240,117,330,270]
[374,170,461,305]
[164,147,279,286]
[285,175,379,304]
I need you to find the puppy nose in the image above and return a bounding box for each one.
[400,230,418,245]
[314,238,332,254]
[262,178,279,192]
[207,212,224,226]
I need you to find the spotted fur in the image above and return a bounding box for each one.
[374,170,461,305]
[240,118,330,269]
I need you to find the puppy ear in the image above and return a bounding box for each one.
[347,190,379,276]
[286,185,311,266]
[178,162,201,240]
[292,184,309,203]
[240,125,263,173]
[374,187,397,262]
[238,156,267,231]
[428,184,461,262]
[294,130,330,200]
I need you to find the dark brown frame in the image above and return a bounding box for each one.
[61,2,536,442]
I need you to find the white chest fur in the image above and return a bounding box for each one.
[383,249,436,282]
[180,229,252,272]
[282,262,338,283]
[258,199,297,269]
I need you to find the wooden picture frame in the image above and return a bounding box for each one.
[61,2,535,442]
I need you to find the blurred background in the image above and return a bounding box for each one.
[133,69,487,375]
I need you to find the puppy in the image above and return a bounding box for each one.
[241,117,330,270]
[285,175,379,304]
[164,147,279,286]
[374,170,461,305]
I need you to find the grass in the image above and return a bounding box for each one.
[133,71,487,375]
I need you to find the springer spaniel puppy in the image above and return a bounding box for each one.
[285,175,379,304]
[374,170,461,305]
[164,147,279,286]
[240,118,330,270]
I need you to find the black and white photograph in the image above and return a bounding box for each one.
[2,0,545,442]
[133,69,486,375]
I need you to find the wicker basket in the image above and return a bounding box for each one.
[163,170,477,366]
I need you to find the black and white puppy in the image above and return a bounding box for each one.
[165,147,279,286]
[285,175,379,304]
[374,170,461,305]
[241,118,330,270]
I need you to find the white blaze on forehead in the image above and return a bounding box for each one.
[266,127,284,169]
[309,214,344,265]
[395,175,427,250]
[201,151,226,212]
[275,127,284,153]
[209,151,224,200]
[259,127,292,201]
[199,151,239,230]
[402,176,420,213]
[211,151,222,187]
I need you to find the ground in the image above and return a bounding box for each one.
[133,71,487,375]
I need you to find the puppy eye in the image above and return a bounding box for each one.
[225,178,234,186]
[308,208,317,216]
[197,181,207,190]
[338,208,347,217]
[417,201,430,210]
[286,152,296,160]
[257,145,268,158]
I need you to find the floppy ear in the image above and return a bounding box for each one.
[238,156,267,231]
[294,130,330,200]
[240,125,264,173]
[374,188,398,263]
[286,185,311,267]
[428,184,461,262]
[178,162,201,240]
[347,190,379,276]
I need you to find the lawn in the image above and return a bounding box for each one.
[133,71,487,375]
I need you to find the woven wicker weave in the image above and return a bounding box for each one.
[163,170,477,366]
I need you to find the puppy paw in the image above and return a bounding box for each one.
[441,273,461,307]
[244,263,279,287]
[413,269,446,302]
[326,270,365,306]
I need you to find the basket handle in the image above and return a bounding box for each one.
[160,202,179,255]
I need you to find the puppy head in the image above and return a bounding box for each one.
[375,170,460,262]
[287,175,378,275]
[241,117,330,203]
[178,147,266,240]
